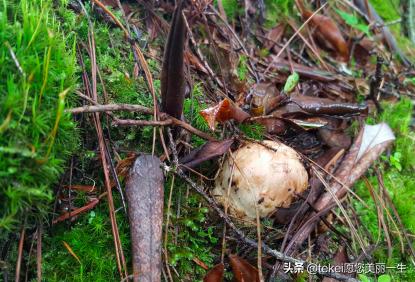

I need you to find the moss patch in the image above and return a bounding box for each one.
[0,0,79,232]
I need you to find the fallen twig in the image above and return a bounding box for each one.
[67,103,216,141]
[52,199,100,225]
[15,224,25,282]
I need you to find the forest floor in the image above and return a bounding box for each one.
[1,0,415,281]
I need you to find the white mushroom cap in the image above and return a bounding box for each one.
[213,140,308,221]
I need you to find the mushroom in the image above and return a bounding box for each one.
[213,140,308,222]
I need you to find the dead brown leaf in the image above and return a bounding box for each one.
[179,139,234,168]
[203,263,225,282]
[200,99,250,130]
[229,254,260,282]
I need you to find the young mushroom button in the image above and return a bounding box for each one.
[213,140,308,222]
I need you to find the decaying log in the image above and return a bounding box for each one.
[126,155,164,282]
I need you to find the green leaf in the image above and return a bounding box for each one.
[283,72,299,94]
[358,274,372,282]
[378,274,392,282]
[335,9,370,35]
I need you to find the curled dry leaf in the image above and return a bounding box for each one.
[297,0,349,62]
[179,139,234,169]
[290,95,368,116]
[203,263,224,282]
[184,50,209,74]
[229,254,260,282]
[356,123,395,161]
[200,99,250,131]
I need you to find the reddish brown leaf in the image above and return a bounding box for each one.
[126,155,164,281]
[185,50,208,74]
[229,255,260,282]
[179,139,234,168]
[200,99,250,130]
[203,263,225,282]
[297,0,349,62]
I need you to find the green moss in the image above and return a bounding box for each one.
[239,123,265,140]
[165,180,218,281]
[214,0,241,20]
[264,0,294,28]
[42,204,131,281]
[370,0,415,60]
[353,98,415,281]
[0,0,79,231]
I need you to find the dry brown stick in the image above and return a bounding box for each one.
[91,0,128,35]
[36,225,42,282]
[113,117,215,141]
[52,199,100,224]
[67,103,216,141]
[68,103,153,115]
[15,225,25,282]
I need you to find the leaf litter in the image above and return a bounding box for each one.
[7,0,415,281]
